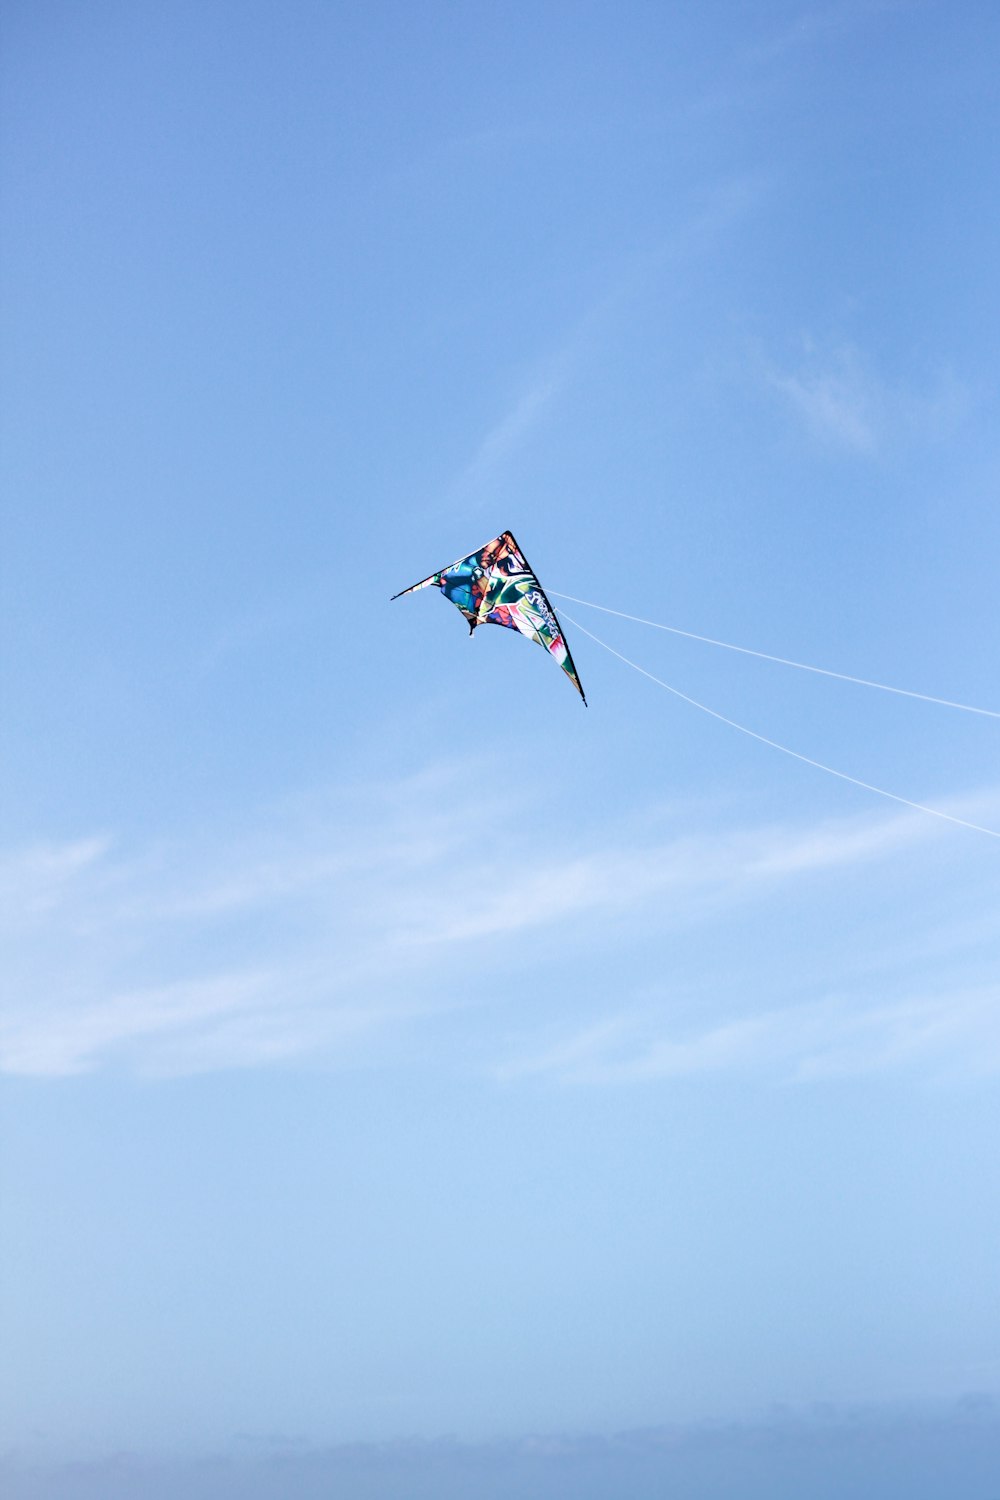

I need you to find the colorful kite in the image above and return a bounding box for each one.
[391,530,586,703]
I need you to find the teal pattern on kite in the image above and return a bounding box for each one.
[391,530,586,703]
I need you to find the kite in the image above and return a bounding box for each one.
[391,530,586,703]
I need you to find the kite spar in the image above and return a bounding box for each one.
[392,530,586,704]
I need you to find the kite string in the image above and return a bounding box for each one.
[549,590,1000,720]
[559,609,1000,840]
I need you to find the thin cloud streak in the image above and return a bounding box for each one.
[443,294,618,512]
[0,836,111,918]
[390,796,971,949]
[448,368,562,506]
[1,770,995,1078]
[501,987,1000,1087]
[444,171,767,515]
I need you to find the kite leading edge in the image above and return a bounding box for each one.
[391,530,586,704]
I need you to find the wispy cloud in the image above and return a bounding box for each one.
[501,986,1000,1086]
[764,341,971,455]
[392,802,933,948]
[0,836,111,917]
[770,356,877,452]
[0,972,272,1078]
[1,770,994,1078]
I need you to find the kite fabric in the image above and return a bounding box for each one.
[391,530,586,703]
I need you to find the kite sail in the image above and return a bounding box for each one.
[391,530,586,703]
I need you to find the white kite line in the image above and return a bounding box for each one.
[549,590,1000,720]
[559,609,1000,840]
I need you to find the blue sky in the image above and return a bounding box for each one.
[2,1,1000,1493]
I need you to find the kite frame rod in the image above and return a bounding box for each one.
[505,531,587,705]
